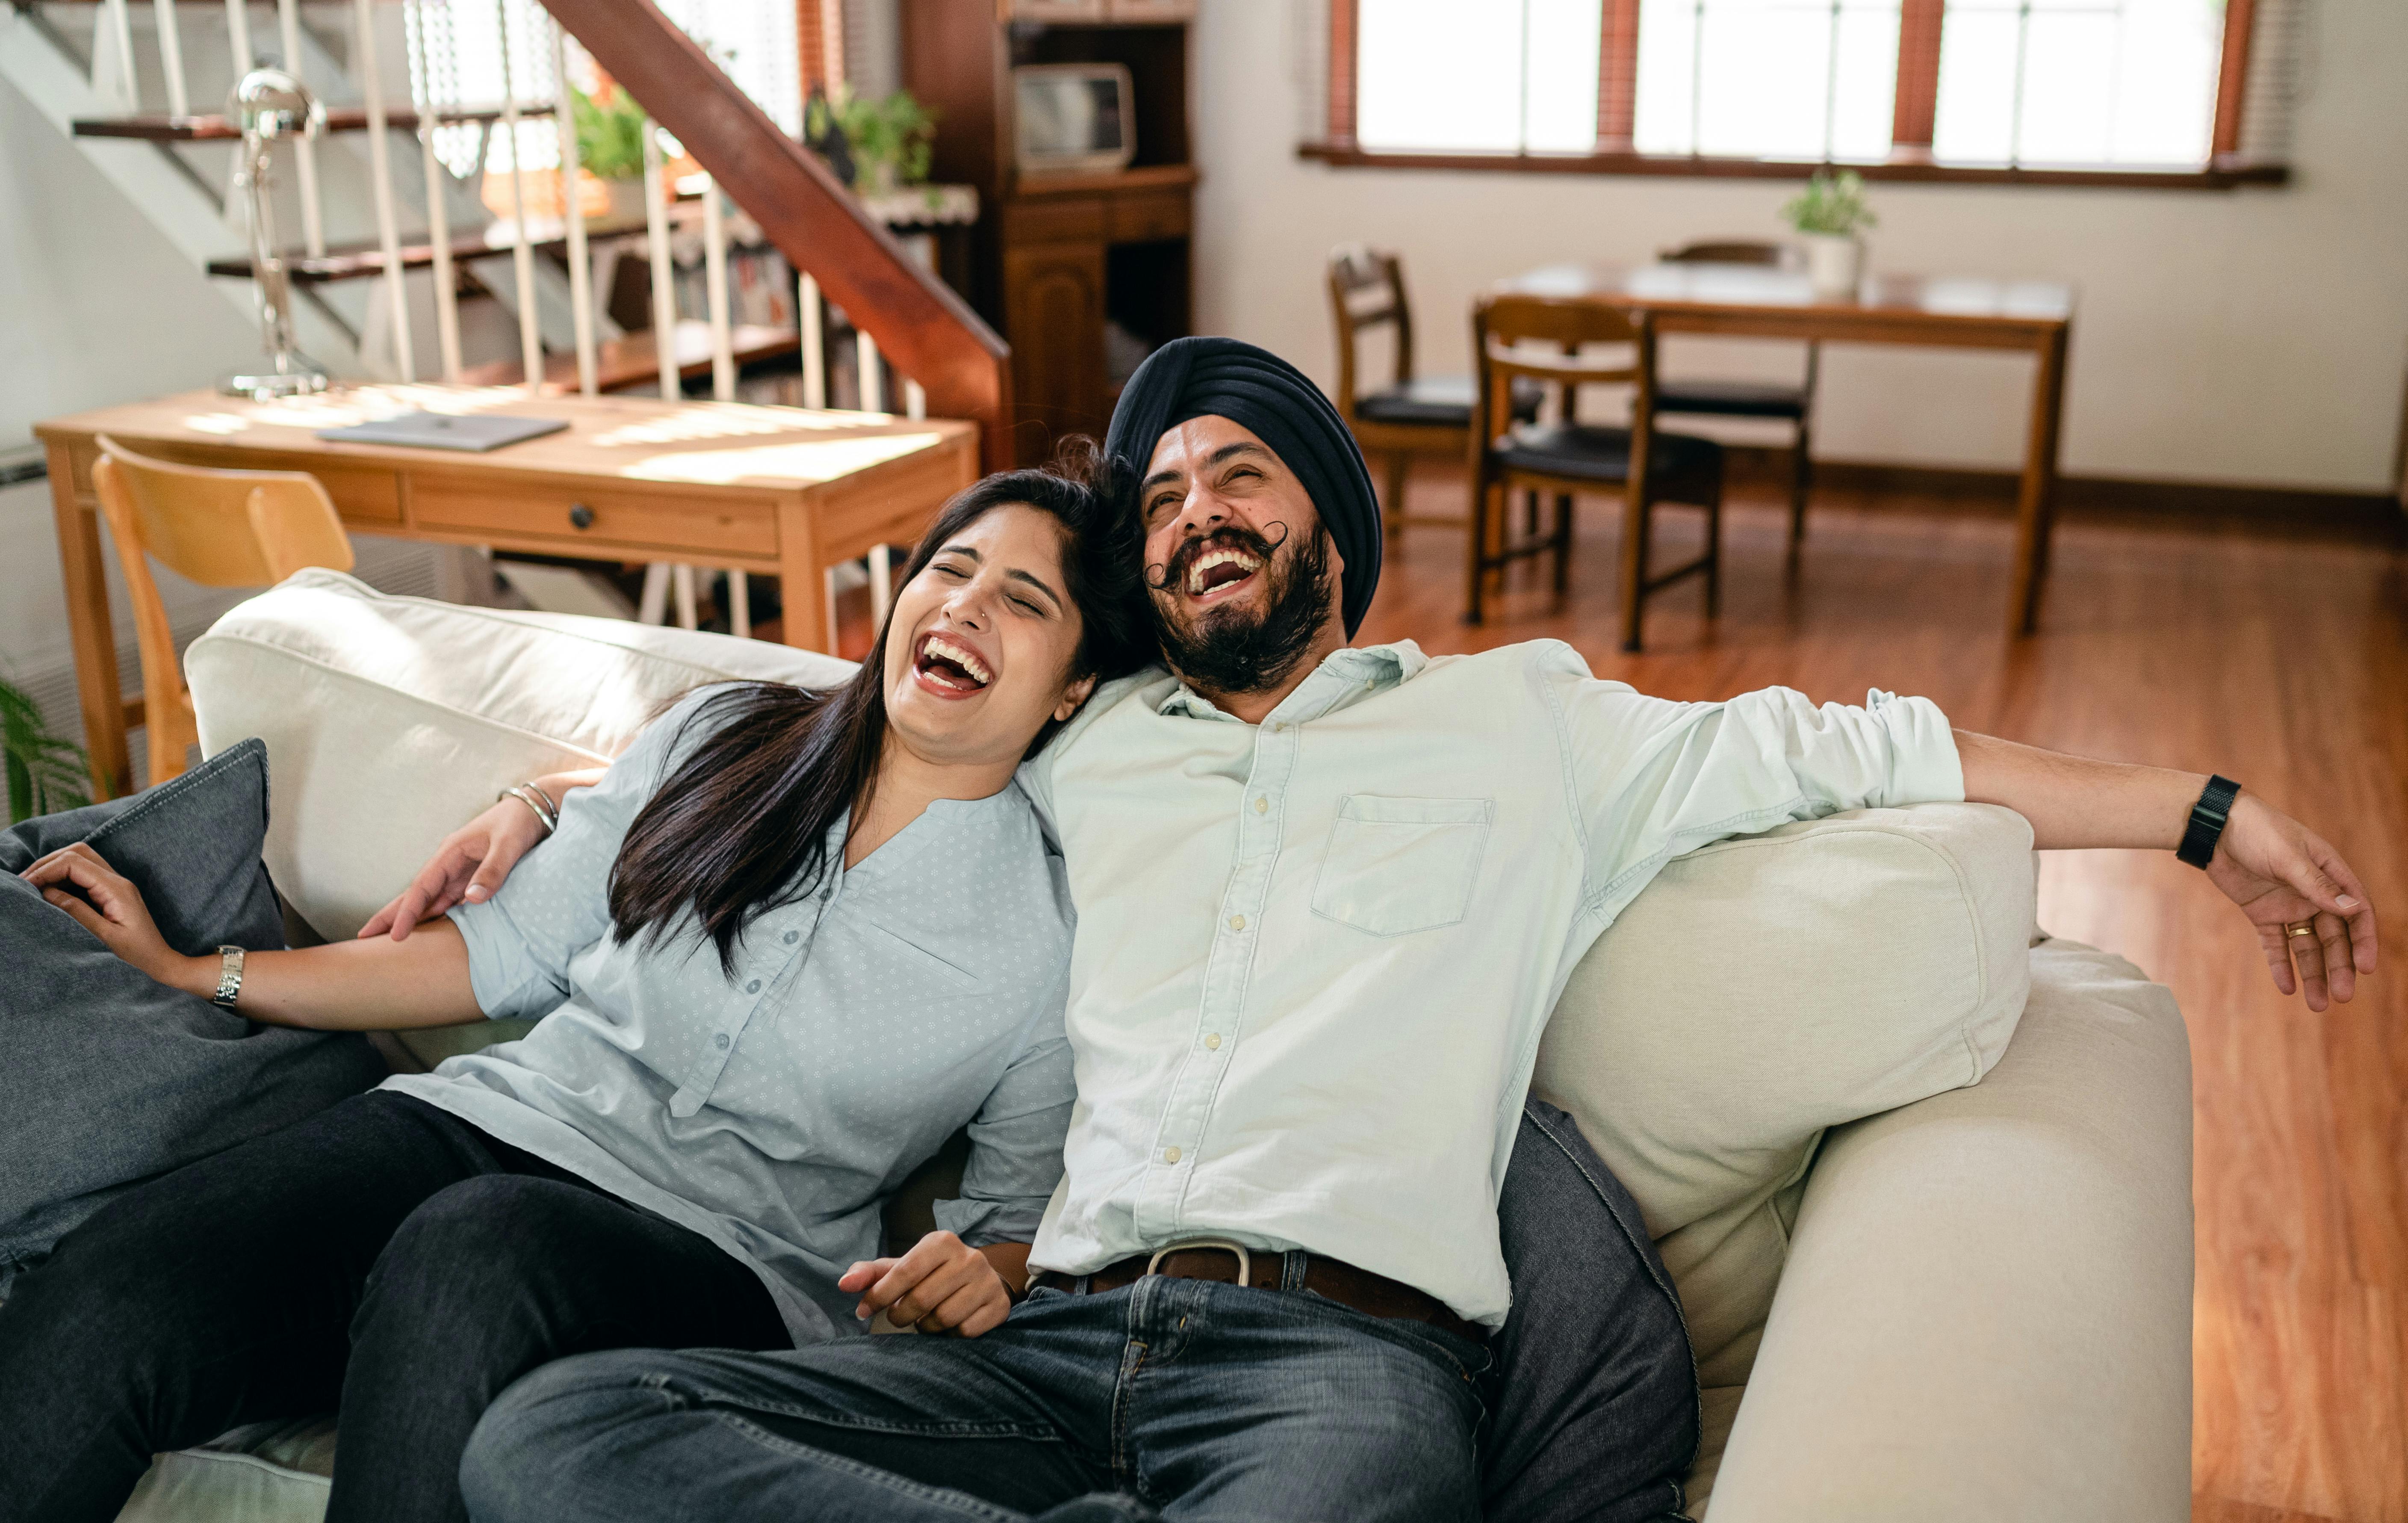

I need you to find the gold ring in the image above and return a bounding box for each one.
[2285,923,2317,937]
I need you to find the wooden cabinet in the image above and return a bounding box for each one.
[905,0,1196,462]
[1002,240,1110,441]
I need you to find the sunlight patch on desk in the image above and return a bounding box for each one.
[622,433,944,486]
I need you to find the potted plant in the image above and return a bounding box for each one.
[804,85,937,199]
[1782,169,1877,297]
[2,674,93,824]
[570,81,653,225]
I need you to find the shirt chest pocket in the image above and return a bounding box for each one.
[1309,795,1494,937]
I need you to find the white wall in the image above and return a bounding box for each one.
[1189,0,2408,492]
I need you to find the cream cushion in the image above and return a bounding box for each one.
[1536,807,2036,1398]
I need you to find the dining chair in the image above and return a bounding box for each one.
[1328,244,1537,540]
[92,434,354,786]
[1655,238,1819,549]
[1467,292,1725,652]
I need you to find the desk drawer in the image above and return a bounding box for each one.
[410,477,777,558]
[1006,196,1106,244]
[1107,189,1189,245]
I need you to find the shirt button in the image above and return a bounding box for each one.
[745,979,761,994]
[714,1032,730,1049]
[1164,1146,1182,1164]
[1253,796,1268,814]
[1270,722,1286,733]
[1228,914,1245,931]
[783,930,799,944]
[1204,1033,1221,1050]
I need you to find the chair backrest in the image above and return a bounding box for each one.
[1327,244,1415,419]
[1470,291,1656,448]
[1659,238,1795,268]
[91,435,353,784]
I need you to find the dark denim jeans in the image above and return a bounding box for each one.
[463,1272,1490,1523]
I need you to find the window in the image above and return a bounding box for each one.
[1319,0,2288,183]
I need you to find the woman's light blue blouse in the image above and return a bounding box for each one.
[379,687,1077,1346]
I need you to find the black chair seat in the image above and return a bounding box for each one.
[1357,375,1543,428]
[1653,378,1809,419]
[1495,423,1723,493]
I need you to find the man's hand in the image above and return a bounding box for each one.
[2206,794,2376,1012]
[360,793,554,940]
[839,1231,1016,1338]
[20,843,210,995]
[1956,730,2377,1012]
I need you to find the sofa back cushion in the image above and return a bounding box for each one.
[186,570,852,946]
[1533,805,2035,1391]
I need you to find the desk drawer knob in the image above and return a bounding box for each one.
[568,503,595,529]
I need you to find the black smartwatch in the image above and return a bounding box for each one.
[2176,775,2241,869]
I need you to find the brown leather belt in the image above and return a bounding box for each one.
[1031,1242,1487,1346]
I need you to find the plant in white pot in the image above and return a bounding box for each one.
[1782,169,1877,296]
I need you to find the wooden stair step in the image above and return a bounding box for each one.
[74,102,554,142]
[204,202,700,284]
[458,320,802,393]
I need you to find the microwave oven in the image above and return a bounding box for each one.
[1012,63,1137,175]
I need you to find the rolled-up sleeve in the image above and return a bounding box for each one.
[1546,650,1963,926]
[448,687,734,1020]
[933,1019,1075,1248]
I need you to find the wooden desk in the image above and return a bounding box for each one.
[1497,264,2075,635]
[36,385,979,797]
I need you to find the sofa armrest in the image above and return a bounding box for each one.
[1702,938,2193,1522]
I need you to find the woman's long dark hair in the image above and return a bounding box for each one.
[606,442,1147,975]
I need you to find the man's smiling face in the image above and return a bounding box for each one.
[1138,416,1347,699]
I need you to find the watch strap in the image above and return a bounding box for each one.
[212,944,247,1007]
[2176,775,2241,869]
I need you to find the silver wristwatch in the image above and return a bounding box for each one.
[211,945,246,1008]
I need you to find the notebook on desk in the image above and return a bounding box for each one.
[314,412,570,452]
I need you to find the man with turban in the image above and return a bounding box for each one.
[461,339,2374,1523]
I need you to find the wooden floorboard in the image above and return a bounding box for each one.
[1355,465,2408,1523]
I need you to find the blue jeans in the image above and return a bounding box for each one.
[463,1272,1489,1523]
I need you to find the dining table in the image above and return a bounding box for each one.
[1494,263,2076,636]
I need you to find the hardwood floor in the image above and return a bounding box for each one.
[1354,466,2408,1523]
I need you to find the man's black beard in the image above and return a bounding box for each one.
[1150,521,1334,701]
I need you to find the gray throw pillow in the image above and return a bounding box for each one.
[0,740,384,1288]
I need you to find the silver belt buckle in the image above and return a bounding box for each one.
[1146,1238,1254,1289]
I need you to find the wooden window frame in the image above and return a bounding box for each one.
[1311,0,2287,190]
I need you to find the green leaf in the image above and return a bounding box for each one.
[0,674,94,823]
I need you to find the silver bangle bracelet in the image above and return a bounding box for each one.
[212,944,246,1008]
[501,783,559,837]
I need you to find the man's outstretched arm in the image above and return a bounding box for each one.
[1955,729,2377,1011]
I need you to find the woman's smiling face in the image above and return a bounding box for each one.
[880,502,1096,768]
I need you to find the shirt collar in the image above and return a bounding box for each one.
[1155,641,1430,725]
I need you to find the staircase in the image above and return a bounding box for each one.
[1,0,1010,458]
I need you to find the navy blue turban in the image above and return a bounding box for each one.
[1103,336,1382,636]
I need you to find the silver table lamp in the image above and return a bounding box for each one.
[220,69,333,400]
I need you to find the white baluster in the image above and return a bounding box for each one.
[642,120,676,401]
[904,379,926,421]
[798,271,824,409]
[353,0,413,381]
[494,0,541,389]
[867,544,893,630]
[100,0,138,109]
[224,0,254,74]
[726,567,750,639]
[637,563,670,624]
[672,564,698,630]
[419,120,463,380]
[551,22,597,396]
[156,0,190,118]
[701,176,735,402]
[276,0,322,256]
[856,330,884,413]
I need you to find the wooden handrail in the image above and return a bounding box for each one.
[537,0,1012,469]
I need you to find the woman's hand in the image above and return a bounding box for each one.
[838,1230,1016,1338]
[2207,793,2378,1012]
[359,794,549,940]
[19,843,209,996]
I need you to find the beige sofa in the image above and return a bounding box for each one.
[122,571,2192,1521]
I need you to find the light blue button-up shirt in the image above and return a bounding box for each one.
[1019,639,1964,1326]
[383,688,1077,1345]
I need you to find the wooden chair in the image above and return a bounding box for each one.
[1328,245,1537,538]
[91,435,354,786]
[1468,293,1725,652]
[1655,238,1819,548]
